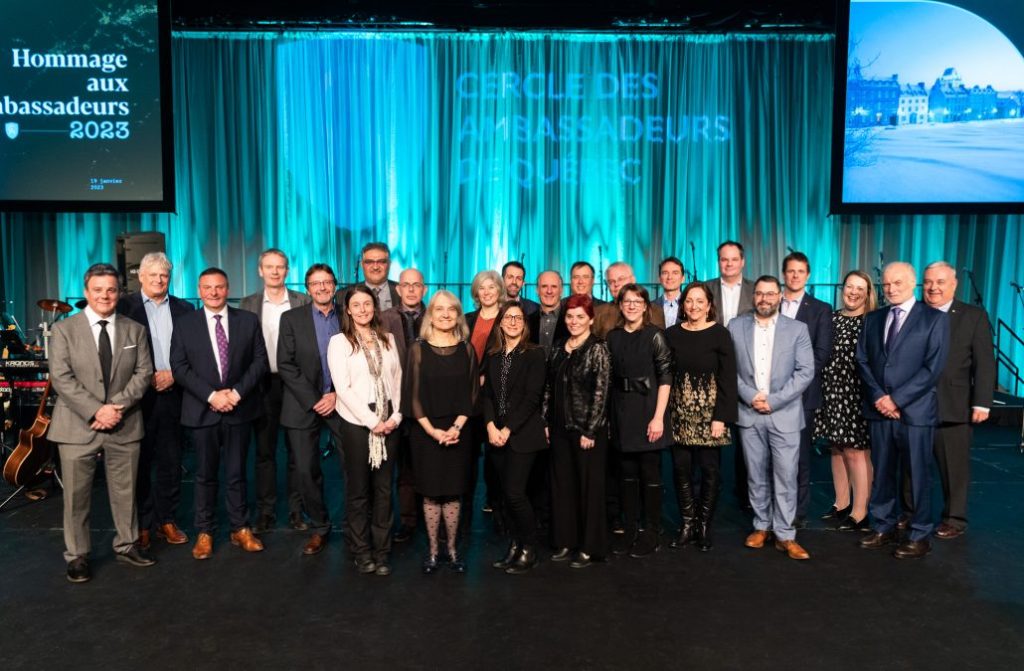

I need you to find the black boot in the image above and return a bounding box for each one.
[696,476,720,552]
[630,484,663,558]
[492,540,520,569]
[669,474,696,549]
[505,545,538,574]
[612,478,639,555]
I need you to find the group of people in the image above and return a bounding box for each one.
[46,239,996,583]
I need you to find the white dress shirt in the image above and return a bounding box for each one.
[261,291,292,373]
[721,280,742,326]
[753,314,778,395]
[83,306,117,349]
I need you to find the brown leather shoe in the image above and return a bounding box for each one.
[156,522,189,545]
[192,532,213,560]
[303,533,327,556]
[744,530,773,549]
[230,527,265,552]
[138,529,151,551]
[774,539,810,560]
[934,522,965,540]
[894,539,931,559]
[859,530,898,549]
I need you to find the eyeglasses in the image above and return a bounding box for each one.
[398,282,424,289]
[362,258,389,266]
[621,299,646,307]
[502,314,524,323]
[754,291,780,298]
[307,280,336,288]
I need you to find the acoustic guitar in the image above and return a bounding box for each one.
[2,380,53,487]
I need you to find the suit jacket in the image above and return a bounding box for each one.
[705,277,754,325]
[937,300,996,423]
[380,303,425,365]
[170,307,269,427]
[652,294,682,327]
[527,307,570,350]
[48,312,154,444]
[336,280,400,311]
[592,302,665,338]
[116,292,195,411]
[855,301,950,427]
[728,313,814,431]
[788,293,834,411]
[481,347,548,453]
[239,288,311,320]
[277,303,344,431]
[509,296,540,316]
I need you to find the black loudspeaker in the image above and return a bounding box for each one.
[116,232,166,292]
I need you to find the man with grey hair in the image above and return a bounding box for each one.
[118,252,195,549]
[240,248,312,533]
[528,270,569,355]
[899,261,995,540]
[591,262,665,338]
[51,263,155,582]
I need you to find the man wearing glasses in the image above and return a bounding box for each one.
[341,242,401,311]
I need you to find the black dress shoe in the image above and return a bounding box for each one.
[393,524,414,543]
[569,551,592,569]
[896,512,911,531]
[422,555,440,574]
[374,562,392,576]
[505,546,538,574]
[859,530,898,549]
[355,558,377,574]
[253,514,274,534]
[550,547,572,562]
[492,541,520,569]
[820,504,853,521]
[837,515,870,532]
[289,512,310,531]
[894,540,931,559]
[116,545,157,567]
[66,558,91,583]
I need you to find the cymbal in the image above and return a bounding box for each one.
[37,298,72,314]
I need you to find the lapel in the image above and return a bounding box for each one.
[948,301,964,342]
[109,316,129,376]
[769,317,789,378]
[72,313,101,377]
[742,316,757,375]
[226,307,241,374]
[201,309,222,380]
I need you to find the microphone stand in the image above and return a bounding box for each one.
[963,269,984,309]
[689,241,699,283]
[597,245,605,300]
[874,250,885,306]
[441,251,449,290]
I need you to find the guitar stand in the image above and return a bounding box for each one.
[0,459,63,512]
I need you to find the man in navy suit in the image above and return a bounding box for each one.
[117,252,194,549]
[779,251,834,526]
[856,262,949,559]
[170,267,269,560]
[652,256,685,328]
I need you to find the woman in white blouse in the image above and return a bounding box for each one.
[327,285,403,576]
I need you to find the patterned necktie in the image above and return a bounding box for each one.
[98,319,112,400]
[214,314,229,385]
[885,306,902,354]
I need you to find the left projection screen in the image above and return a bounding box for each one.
[0,0,173,212]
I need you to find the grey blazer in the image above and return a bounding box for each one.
[705,277,754,325]
[239,288,311,318]
[48,312,154,445]
[727,313,814,432]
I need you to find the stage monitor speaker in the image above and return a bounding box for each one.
[116,232,166,292]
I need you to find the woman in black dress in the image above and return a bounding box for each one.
[815,270,875,531]
[403,290,479,573]
[482,303,548,574]
[545,294,611,568]
[664,282,737,551]
[606,284,673,557]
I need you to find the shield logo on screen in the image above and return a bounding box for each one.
[4,122,18,140]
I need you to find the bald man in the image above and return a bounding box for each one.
[592,262,665,338]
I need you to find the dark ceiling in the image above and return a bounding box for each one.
[170,0,838,32]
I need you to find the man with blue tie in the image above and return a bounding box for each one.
[856,262,949,559]
[170,267,269,560]
[729,275,815,560]
[653,256,685,328]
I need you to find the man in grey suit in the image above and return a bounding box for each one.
[239,248,312,533]
[728,275,815,560]
[48,263,155,582]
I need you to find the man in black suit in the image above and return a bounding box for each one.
[171,267,269,559]
[239,248,311,533]
[856,262,949,559]
[277,264,345,556]
[117,252,194,549]
[338,241,401,310]
[527,270,568,356]
[780,251,834,526]
[379,267,428,541]
[916,261,995,540]
[502,260,540,315]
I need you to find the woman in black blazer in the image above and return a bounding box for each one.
[481,303,548,574]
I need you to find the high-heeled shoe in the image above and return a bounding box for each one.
[837,515,870,532]
[820,503,853,521]
[448,552,467,573]
[421,555,440,574]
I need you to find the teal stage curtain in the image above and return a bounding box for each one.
[1,31,1022,389]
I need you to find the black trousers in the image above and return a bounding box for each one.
[549,426,608,557]
[796,407,817,519]
[620,450,661,485]
[136,392,185,530]
[395,420,418,528]
[192,422,251,533]
[285,425,336,536]
[901,421,972,530]
[491,447,540,546]
[338,419,396,562]
[253,374,301,519]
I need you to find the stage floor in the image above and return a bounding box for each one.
[2,426,1023,670]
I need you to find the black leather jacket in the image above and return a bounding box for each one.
[544,335,611,439]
